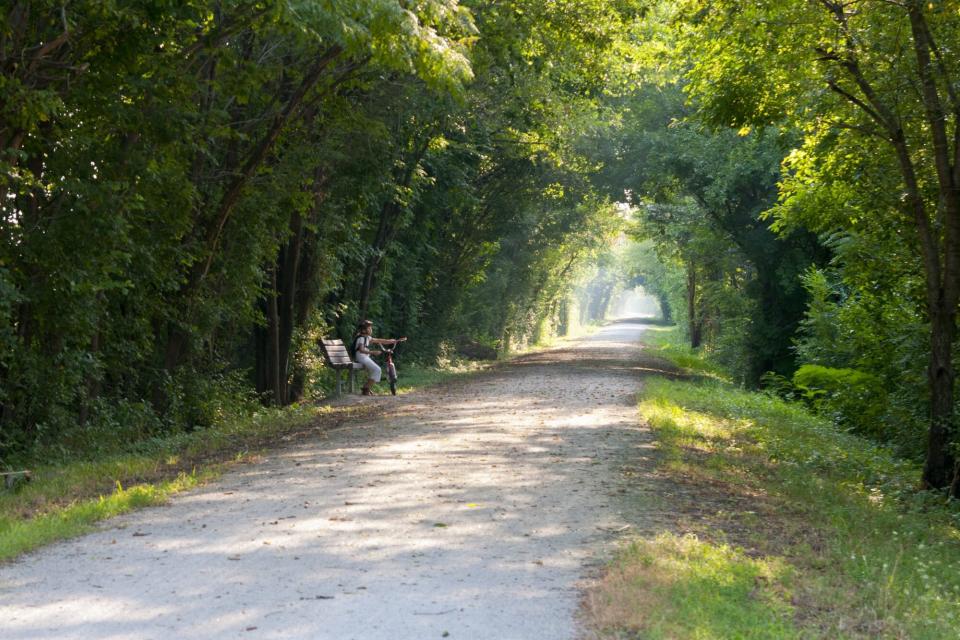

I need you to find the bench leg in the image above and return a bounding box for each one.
[335,371,343,398]
[349,368,355,394]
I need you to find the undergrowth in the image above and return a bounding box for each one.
[587,326,960,639]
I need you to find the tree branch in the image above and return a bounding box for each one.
[825,79,889,133]
[832,119,885,139]
[191,44,344,287]
[907,2,960,309]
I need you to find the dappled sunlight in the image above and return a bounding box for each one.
[0,322,661,639]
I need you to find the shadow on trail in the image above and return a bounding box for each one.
[1,319,676,640]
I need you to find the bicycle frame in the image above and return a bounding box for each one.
[381,337,406,395]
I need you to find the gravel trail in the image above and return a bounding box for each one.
[0,319,658,640]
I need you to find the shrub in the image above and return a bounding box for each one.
[792,364,886,438]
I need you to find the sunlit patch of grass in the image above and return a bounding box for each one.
[592,372,960,638]
[394,359,492,394]
[0,471,210,560]
[588,532,799,639]
[640,325,729,379]
[641,397,739,456]
[528,322,602,350]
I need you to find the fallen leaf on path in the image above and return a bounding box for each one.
[595,524,632,533]
[414,609,457,616]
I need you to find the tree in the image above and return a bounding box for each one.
[0,0,649,460]
[676,0,960,494]
[0,0,476,449]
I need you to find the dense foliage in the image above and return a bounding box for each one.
[4,0,959,497]
[0,1,636,463]
[585,1,960,496]
[674,0,960,494]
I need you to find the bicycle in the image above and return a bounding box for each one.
[381,337,407,395]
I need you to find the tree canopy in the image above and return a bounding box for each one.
[0,1,638,461]
[3,0,960,498]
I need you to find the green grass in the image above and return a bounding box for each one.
[0,362,478,562]
[0,404,324,561]
[643,380,960,636]
[393,358,492,393]
[640,325,728,378]
[589,531,800,639]
[588,326,960,639]
[0,472,208,560]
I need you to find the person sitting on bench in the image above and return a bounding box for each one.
[353,319,401,396]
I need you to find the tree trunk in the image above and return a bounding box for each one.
[254,267,283,405]
[78,327,103,426]
[822,0,960,494]
[686,262,701,348]
[254,215,304,406]
[658,294,673,323]
[357,235,384,321]
[557,298,569,336]
[357,134,432,319]
[267,266,282,404]
[907,3,960,494]
[276,211,304,402]
[923,306,957,490]
[162,45,343,380]
[253,170,329,405]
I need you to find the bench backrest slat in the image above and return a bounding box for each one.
[321,339,354,367]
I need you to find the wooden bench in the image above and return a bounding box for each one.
[1,470,31,491]
[319,338,364,397]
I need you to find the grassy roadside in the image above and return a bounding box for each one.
[586,327,960,639]
[0,360,484,563]
[0,403,351,561]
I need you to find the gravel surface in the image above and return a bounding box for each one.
[0,319,656,640]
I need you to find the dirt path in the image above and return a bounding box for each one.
[0,320,662,640]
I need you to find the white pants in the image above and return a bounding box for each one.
[356,353,381,382]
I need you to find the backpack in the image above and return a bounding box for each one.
[350,335,367,360]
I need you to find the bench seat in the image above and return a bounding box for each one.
[320,338,364,396]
